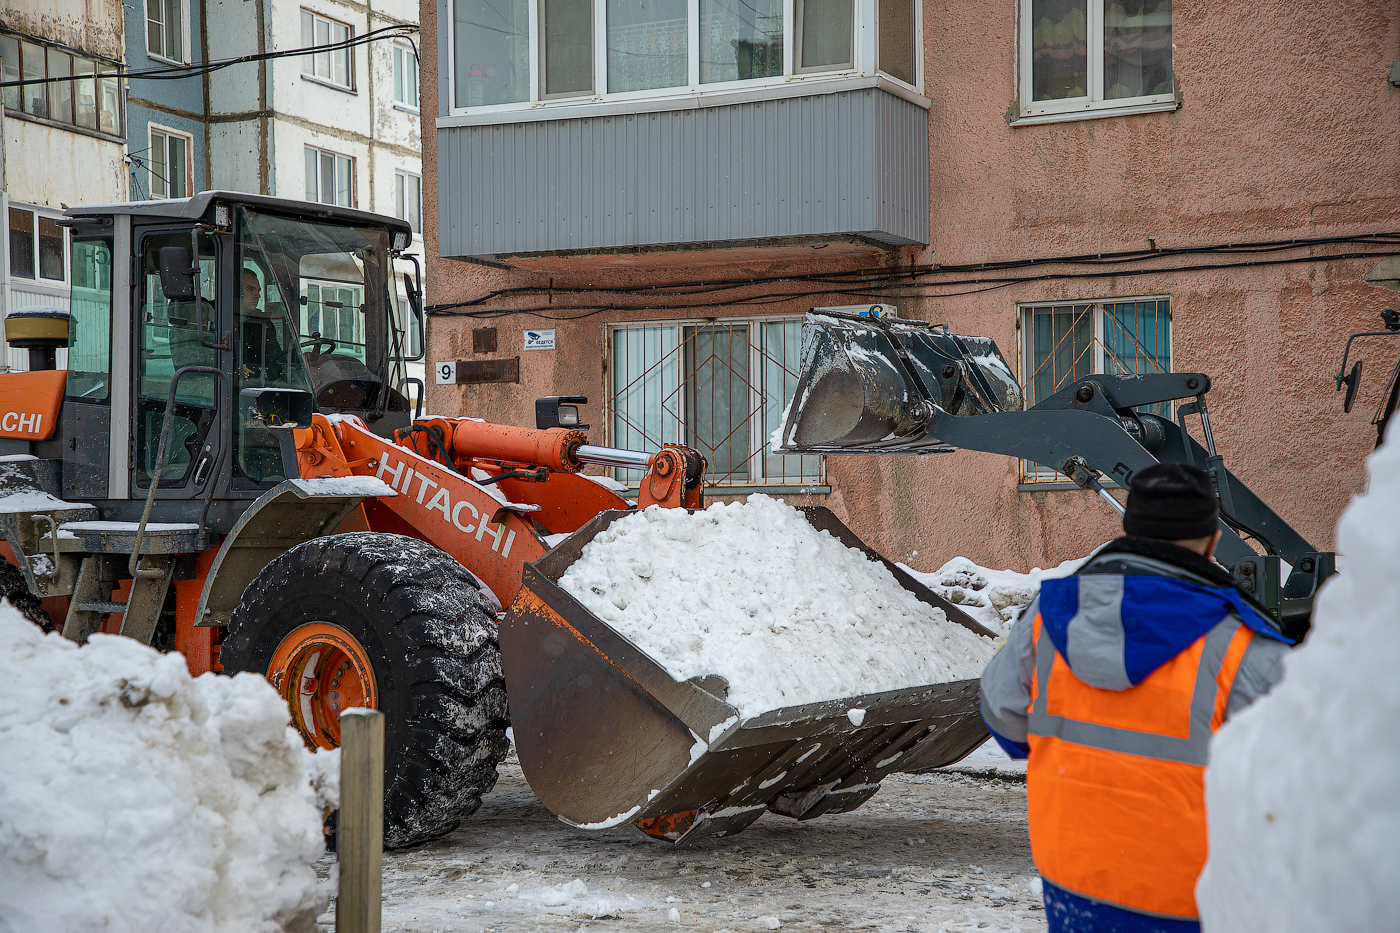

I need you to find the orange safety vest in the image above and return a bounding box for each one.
[1025,610,1255,919]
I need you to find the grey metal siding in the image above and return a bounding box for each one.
[437,88,929,258]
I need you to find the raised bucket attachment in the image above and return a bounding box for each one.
[777,310,1023,455]
[499,506,997,844]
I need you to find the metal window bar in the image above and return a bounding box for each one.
[1019,299,1171,483]
[606,317,821,487]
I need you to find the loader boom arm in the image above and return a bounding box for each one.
[290,413,704,609]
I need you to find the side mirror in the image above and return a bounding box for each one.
[239,387,316,429]
[536,395,589,431]
[157,246,196,301]
[1342,360,1363,413]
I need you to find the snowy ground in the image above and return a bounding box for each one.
[315,744,1042,933]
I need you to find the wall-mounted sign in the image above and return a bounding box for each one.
[435,361,456,384]
[524,329,556,351]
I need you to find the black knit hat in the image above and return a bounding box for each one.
[1122,462,1219,540]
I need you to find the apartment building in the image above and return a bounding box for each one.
[1,0,127,371]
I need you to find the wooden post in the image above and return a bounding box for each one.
[336,708,383,933]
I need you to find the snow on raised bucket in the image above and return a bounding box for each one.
[0,607,336,933]
[559,495,996,719]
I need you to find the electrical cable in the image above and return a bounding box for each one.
[0,25,417,90]
[426,246,1400,321]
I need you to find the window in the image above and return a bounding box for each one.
[301,10,353,88]
[450,0,913,112]
[1019,297,1171,482]
[607,317,821,488]
[395,171,422,234]
[393,42,419,108]
[148,125,192,200]
[0,32,121,135]
[68,235,115,402]
[7,208,66,282]
[304,147,354,206]
[1017,0,1173,123]
[146,0,186,63]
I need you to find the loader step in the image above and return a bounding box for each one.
[55,521,204,555]
[76,601,127,614]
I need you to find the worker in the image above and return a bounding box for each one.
[979,462,1290,933]
[240,268,290,383]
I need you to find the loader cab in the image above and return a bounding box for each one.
[60,192,421,529]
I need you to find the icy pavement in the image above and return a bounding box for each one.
[316,750,1044,933]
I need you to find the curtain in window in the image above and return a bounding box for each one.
[1104,0,1172,99]
[700,0,782,84]
[1102,298,1171,415]
[798,0,854,70]
[607,0,687,93]
[1030,0,1087,100]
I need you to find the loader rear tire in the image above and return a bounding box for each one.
[0,559,52,632]
[220,532,510,849]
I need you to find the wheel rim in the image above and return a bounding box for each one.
[266,622,378,749]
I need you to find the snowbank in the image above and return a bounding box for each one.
[0,608,337,933]
[1196,436,1400,931]
[899,555,1087,635]
[559,495,996,718]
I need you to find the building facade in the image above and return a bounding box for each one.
[422,1,1400,572]
[1,0,128,371]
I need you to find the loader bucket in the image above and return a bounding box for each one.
[499,507,997,844]
[777,310,1023,455]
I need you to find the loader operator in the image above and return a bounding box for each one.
[240,268,291,385]
[979,462,1290,933]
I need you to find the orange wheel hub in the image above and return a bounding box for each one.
[266,622,378,750]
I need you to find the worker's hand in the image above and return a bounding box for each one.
[241,364,260,378]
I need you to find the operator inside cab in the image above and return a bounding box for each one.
[239,267,293,386]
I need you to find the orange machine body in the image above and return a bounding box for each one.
[0,370,65,440]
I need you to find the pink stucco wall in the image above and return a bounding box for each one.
[421,0,1400,573]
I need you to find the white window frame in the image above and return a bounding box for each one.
[445,0,921,118]
[6,203,69,288]
[1017,296,1173,484]
[604,314,825,491]
[144,0,190,65]
[394,170,422,234]
[304,146,356,207]
[1013,0,1176,126]
[147,123,194,201]
[301,9,355,90]
[392,41,419,110]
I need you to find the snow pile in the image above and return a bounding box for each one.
[1197,436,1400,931]
[899,555,1087,635]
[559,495,996,718]
[532,878,625,918]
[0,608,337,933]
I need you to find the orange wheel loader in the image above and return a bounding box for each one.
[0,193,994,848]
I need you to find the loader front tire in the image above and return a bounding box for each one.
[220,532,510,849]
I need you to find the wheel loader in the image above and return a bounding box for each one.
[774,306,1339,643]
[0,193,995,849]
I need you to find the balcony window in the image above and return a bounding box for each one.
[448,0,917,113]
[8,208,68,283]
[395,171,422,234]
[1016,0,1174,124]
[607,316,821,488]
[0,32,122,135]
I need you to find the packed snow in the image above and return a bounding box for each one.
[290,476,398,498]
[0,607,338,933]
[558,495,997,718]
[899,555,1087,636]
[1197,434,1400,931]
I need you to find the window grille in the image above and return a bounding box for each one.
[607,317,821,488]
